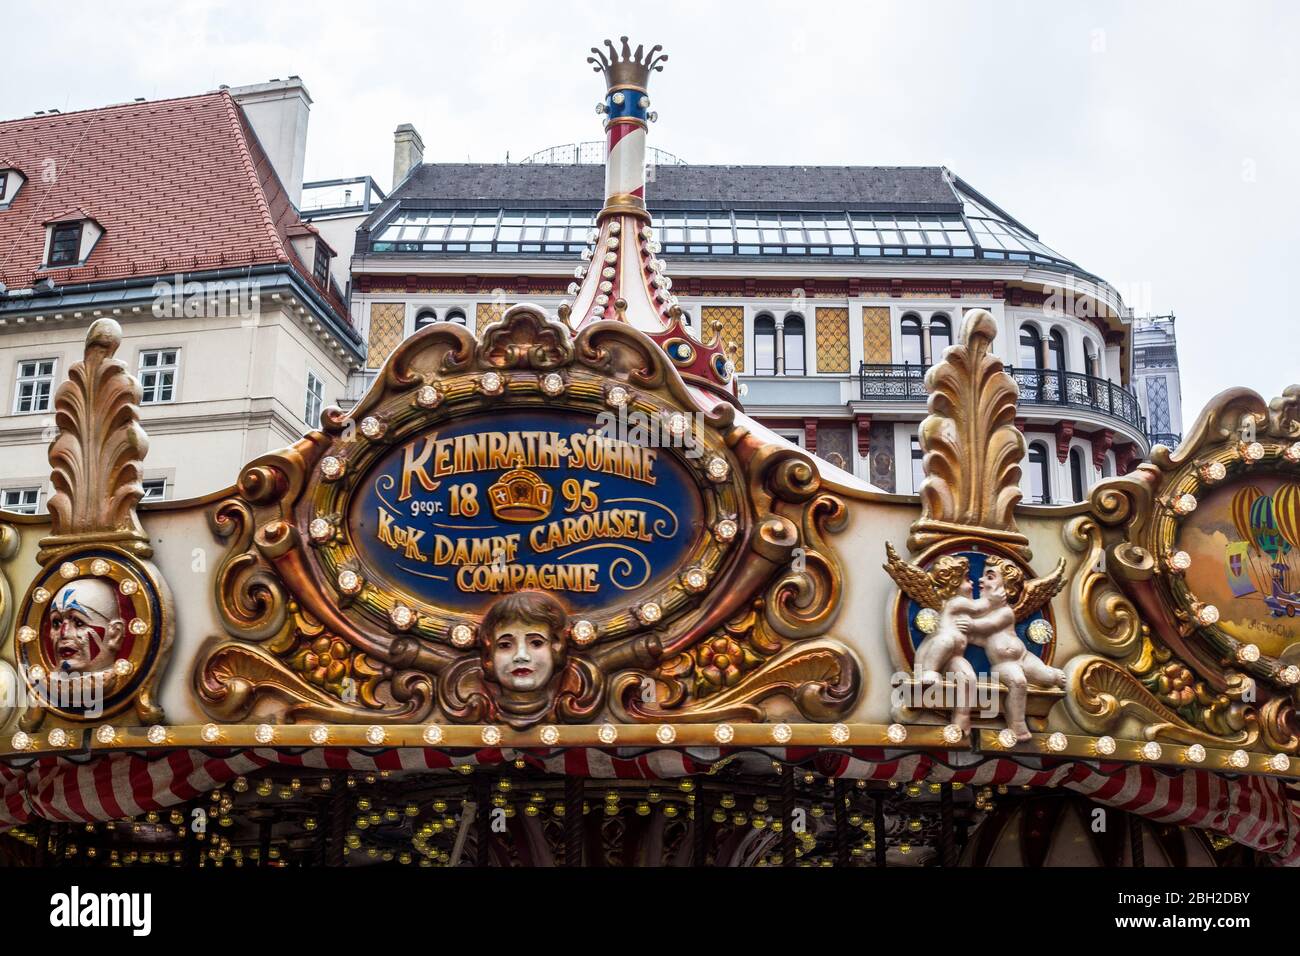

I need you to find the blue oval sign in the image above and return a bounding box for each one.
[348,409,706,613]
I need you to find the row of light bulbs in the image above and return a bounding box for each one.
[10,718,1292,775]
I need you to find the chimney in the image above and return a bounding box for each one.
[228,77,312,206]
[392,124,425,189]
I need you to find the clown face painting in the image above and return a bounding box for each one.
[48,578,126,674]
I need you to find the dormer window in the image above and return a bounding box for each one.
[41,212,103,269]
[288,224,335,288]
[49,222,83,266]
[0,167,26,209]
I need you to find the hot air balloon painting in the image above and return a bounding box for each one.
[1225,540,1255,597]
[1266,481,1300,616]
[1229,485,1275,597]
[1219,484,1300,617]
[1184,478,1300,654]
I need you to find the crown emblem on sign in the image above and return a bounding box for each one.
[488,468,555,523]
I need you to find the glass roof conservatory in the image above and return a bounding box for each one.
[367,186,1084,272]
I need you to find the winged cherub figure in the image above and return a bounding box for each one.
[884,544,1066,739]
[883,544,983,730]
[968,556,1067,741]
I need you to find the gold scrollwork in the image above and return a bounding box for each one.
[1077,384,1300,755]
[1065,652,1257,747]
[609,482,856,723]
[195,640,431,724]
[210,499,288,642]
[610,638,859,723]
[1064,516,1143,659]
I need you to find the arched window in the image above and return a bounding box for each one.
[910,435,925,493]
[753,313,776,375]
[445,308,467,326]
[1048,329,1068,374]
[783,314,806,375]
[1018,326,1042,369]
[1047,329,1068,402]
[1084,339,1104,403]
[1100,453,1113,478]
[929,314,952,359]
[1084,340,1099,379]
[900,314,924,365]
[1028,442,1051,504]
[1069,447,1086,503]
[414,308,438,329]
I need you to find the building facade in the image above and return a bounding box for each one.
[348,148,1179,505]
[0,81,364,507]
[1131,313,1182,448]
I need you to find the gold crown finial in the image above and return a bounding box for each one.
[587,36,667,90]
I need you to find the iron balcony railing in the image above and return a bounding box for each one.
[857,362,929,400]
[858,362,1147,432]
[1147,432,1181,448]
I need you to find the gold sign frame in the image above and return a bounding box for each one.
[195,305,858,728]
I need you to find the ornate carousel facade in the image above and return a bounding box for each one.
[0,40,1297,870]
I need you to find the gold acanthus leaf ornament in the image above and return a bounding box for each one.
[907,309,1030,560]
[1064,653,1258,748]
[41,319,150,562]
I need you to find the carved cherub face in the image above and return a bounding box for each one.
[981,557,1024,607]
[480,590,569,701]
[982,561,1013,606]
[48,579,124,673]
[491,618,556,692]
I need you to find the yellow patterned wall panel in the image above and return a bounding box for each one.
[475,301,514,335]
[815,307,850,372]
[862,306,892,363]
[701,305,745,373]
[367,303,405,370]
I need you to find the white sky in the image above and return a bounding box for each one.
[5,0,1298,420]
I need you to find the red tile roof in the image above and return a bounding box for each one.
[0,91,349,323]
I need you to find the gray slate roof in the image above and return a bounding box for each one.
[366,163,963,224]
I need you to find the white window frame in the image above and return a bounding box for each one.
[141,477,169,502]
[910,433,925,494]
[406,300,474,336]
[138,348,180,405]
[13,357,57,414]
[304,369,324,426]
[1,486,41,514]
[771,428,806,449]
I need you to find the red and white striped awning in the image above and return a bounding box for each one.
[1,746,1297,864]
